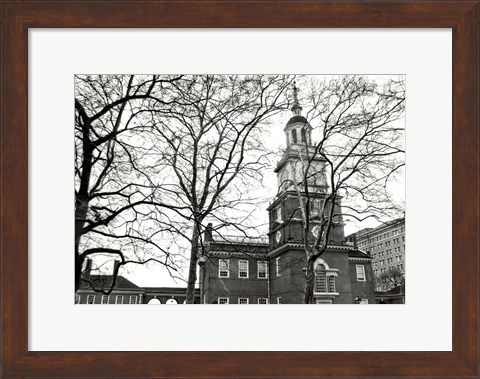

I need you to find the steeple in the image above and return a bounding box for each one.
[275,82,327,195]
[283,82,311,148]
[291,81,303,116]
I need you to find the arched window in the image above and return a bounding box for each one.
[292,129,297,143]
[315,264,327,293]
[301,129,306,143]
[314,259,337,294]
[148,298,161,304]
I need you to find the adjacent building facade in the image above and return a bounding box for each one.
[348,218,405,279]
[347,217,405,300]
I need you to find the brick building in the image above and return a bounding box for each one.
[199,95,376,304]
[76,259,200,304]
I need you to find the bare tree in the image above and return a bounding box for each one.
[375,267,405,291]
[146,75,293,303]
[280,75,405,303]
[74,74,187,293]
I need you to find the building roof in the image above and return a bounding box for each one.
[348,249,372,259]
[80,274,139,290]
[346,217,405,239]
[286,115,309,126]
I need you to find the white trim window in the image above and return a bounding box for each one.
[315,265,328,293]
[238,298,249,304]
[218,297,229,304]
[276,257,281,276]
[86,295,95,304]
[258,298,268,304]
[218,259,230,278]
[276,206,282,222]
[238,260,249,278]
[316,298,333,304]
[257,261,268,279]
[356,265,366,281]
[130,295,137,304]
[115,295,123,304]
[328,276,336,293]
[314,263,338,294]
[75,295,80,304]
[101,295,109,304]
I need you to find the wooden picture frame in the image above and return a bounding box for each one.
[1,1,478,377]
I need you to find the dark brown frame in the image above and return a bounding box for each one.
[1,1,478,378]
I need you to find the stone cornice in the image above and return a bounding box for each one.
[267,243,353,257]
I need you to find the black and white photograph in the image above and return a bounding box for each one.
[74,74,405,305]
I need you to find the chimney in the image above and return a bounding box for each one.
[205,223,213,242]
[353,234,358,250]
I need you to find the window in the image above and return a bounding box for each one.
[101,295,109,304]
[219,259,230,278]
[238,260,249,278]
[257,261,268,278]
[258,298,268,304]
[75,295,80,304]
[292,129,297,143]
[276,206,282,222]
[238,298,249,304]
[130,296,137,304]
[328,276,336,293]
[218,297,229,304]
[115,295,123,304]
[276,257,281,276]
[356,265,366,281]
[87,295,95,304]
[315,264,327,292]
[277,297,282,304]
[311,199,324,216]
[316,299,333,304]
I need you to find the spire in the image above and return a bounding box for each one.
[291,81,303,116]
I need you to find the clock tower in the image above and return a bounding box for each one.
[267,84,335,250]
[266,85,356,304]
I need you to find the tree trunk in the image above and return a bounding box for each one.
[74,113,93,292]
[75,251,84,292]
[185,225,200,303]
[303,257,315,304]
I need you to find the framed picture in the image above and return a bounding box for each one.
[1,1,478,378]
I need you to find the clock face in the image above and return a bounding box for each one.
[275,230,282,243]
